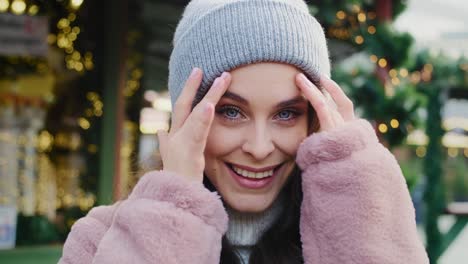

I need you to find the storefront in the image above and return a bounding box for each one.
[0,0,180,262]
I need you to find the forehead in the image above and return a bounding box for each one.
[227,62,303,103]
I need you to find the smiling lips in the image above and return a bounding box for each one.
[228,162,282,179]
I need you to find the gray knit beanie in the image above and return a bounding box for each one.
[168,0,331,107]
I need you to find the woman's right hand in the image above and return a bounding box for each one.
[157,68,231,183]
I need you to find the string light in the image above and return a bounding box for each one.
[367,26,376,34]
[57,18,70,29]
[28,4,38,15]
[390,119,400,128]
[378,123,388,133]
[11,0,26,15]
[68,13,76,22]
[370,55,378,63]
[399,68,408,77]
[37,131,54,152]
[378,58,388,68]
[424,64,434,72]
[84,52,94,70]
[389,69,398,78]
[78,117,90,130]
[416,146,426,157]
[0,0,9,12]
[75,62,84,72]
[72,26,80,34]
[336,10,346,20]
[72,51,81,60]
[55,14,91,73]
[391,77,400,85]
[355,35,364,44]
[87,144,98,154]
[85,92,103,117]
[70,0,83,10]
[86,92,98,101]
[357,12,366,22]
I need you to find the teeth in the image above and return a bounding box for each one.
[232,165,274,179]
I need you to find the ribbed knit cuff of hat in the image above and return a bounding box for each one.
[168,0,331,107]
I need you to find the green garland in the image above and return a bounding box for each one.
[359,23,413,68]
[309,0,407,26]
[309,0,412,69]
[332,67,426,148]
[410,51,467,263]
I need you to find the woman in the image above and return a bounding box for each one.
[59,0,429,263]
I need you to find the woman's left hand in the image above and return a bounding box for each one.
[295,73,355,132]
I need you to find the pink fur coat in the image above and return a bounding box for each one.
[59,119,429,263]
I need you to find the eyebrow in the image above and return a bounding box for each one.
[221,91,307,108]
[276,96,308,108]
[221,91,249,105]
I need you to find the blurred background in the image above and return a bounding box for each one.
[0,0,466,263]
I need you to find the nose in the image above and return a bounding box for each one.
[241,122,275,160]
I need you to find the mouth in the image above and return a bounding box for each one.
[225,162,284,180]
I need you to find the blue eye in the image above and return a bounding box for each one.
[217,105,243,120]
[276,110,297,121]
[225,108,240,118]
[277,110,292,120]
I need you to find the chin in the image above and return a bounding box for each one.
[223,192,276,213]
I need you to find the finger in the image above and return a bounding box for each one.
[320,75,355,121]
[330,110,344,126]
[184,72,231,142]
[182,102,215,146]
[296,73,334,130]
[199,72,231,106]
[171,67,203,132]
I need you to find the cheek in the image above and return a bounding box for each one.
[273,123,308,155]
[205,122,243,157]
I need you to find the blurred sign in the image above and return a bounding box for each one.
[0,13,48,57]
[0,206,17,250]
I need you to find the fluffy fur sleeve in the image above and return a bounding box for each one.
[296,119,429,264]
[59,171,228,264]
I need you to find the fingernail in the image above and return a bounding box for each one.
[190,67,200,78]
[321,74,331,80]
[221,72,229,79]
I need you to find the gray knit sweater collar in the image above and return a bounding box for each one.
[225,192,285,246]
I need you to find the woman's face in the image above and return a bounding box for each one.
[204,62,309,213]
